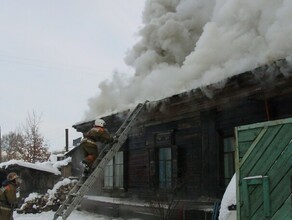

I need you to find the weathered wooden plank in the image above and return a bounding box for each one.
[237,117,292,131]
[247,141,291,218]
[237,127,263,143]
[244,142,292,219]
[250,175,291,220]
[200,110,218,194]
[238,127,268,166]
[237,141,253,159]
[269,176,291,216]
[216,100,267,130]
[240,124,283,178]
[271,196,292,220]
[236,117,292,220]
[253,124,292,174]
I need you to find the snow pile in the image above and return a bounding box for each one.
[43,156,72,169]
[219,174,236,220]
[52,157,72,169]
[19,192,45,214]
[18,178,77,214]
[85,0,292,119]
[46,177,75,201]
[14,209,142,220]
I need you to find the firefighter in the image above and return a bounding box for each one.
[0,172,22,220]
[80,118,115,175]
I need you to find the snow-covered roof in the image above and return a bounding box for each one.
[0,159,61,175]
[49,153,65,163]
[64,146,80,156]
[44,157,72,170]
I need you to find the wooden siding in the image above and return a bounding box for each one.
[1,166,60,201]
[73,61,292,216]
[235,118,292,220]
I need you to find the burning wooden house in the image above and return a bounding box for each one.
[70,60,292,219]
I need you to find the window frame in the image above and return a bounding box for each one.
[158,147,172,189]
[220,136,235,187]
[148,130,177,190]
[103,151,124,190]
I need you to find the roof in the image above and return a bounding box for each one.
[0,160,62,175]
[64,146,81,156]
[72,59,292,131]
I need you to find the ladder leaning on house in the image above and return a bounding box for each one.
[53,101,148,220]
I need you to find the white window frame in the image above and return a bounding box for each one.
[104,151,124,189]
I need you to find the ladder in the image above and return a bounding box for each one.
[53,101,147,220]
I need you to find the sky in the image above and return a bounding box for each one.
[0,0,145,152]
[1,0,292,153]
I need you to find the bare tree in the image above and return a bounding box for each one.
[148,188,179,220]
[148,176,186,220]
[21,111,50,163]
[1,112,50,163]
[1,131,25,161]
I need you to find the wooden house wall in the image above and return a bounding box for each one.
[122,73,292,202]
[61,165,72,178]
[127,127,146,178]
[124,108,204,200]
[20,168,59,197]
[176,117,202,197]
[1,166,60,200]
[73,63,292,205]
[268,93,292,119]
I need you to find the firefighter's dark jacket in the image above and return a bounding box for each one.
[0,180,17,208]
[82,126,113,146]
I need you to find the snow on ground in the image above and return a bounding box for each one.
[14,210,142,220]
[218,174,236,220]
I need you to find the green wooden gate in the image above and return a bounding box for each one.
[235,118,292,220]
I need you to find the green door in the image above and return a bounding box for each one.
[235,118,292,220]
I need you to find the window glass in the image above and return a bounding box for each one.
[114,151,124,188]
[104,159,113,187]
[104,152,124,188]
[223,137,235,186]
[159,148,172,188]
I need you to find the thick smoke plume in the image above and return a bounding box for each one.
[85,0,292,120]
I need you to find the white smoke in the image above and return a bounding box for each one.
[85,0,292,119]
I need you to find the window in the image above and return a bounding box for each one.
[114,151,124,188]
[104,151,124,189]
[148,131,177,189]
[223,137,235,186]
[159,147,172,188]
[104,159,113,187]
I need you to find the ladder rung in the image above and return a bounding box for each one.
[69,193,77,197]
[53,101,147,220]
